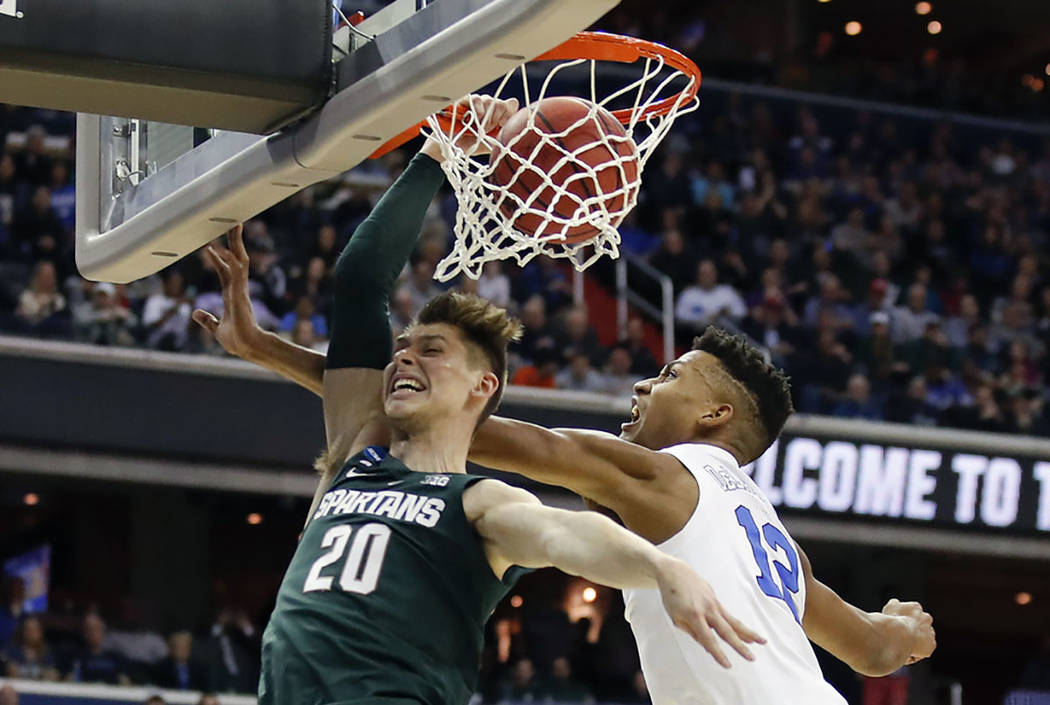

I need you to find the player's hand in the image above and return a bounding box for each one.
[882,598,936,665]
[421,95,519,161]
[655,556,766,668]
[192,224,264,359]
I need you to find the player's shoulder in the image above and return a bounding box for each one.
[659,442,741,473]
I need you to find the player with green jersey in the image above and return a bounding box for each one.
[261,445,526,705]
[196,96,762,705]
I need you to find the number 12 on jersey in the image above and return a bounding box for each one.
[735,505,801,623]
[303,523,391,595]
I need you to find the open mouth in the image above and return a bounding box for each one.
[389,375,427,397]
[621,401,642,432]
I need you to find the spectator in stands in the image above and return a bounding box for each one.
[802,274,854,333]
[554,305,607,367]
[291,318,326,353]
[884,376,940,426]
[405,259,442,314]
[14,125,53,185]
[0,154,20,246]
[674,259,746,332]
[540,657,594,704]
[12,186,62,264]
[68,613,131,685]
[245,230,288,318]
[73,282,136,347]
[144,696,166,705]
[617,319,659,378]
[511,346,560,389]
[556,353,607,394]
[0,576,25,647]
[497,659,539,704]
[279,296,328,340]
[0,684,18,705]
[829,206,871,264]
[851,278,891,337]
[944,384,1006,432]
[48,161,75,234]
[647,226,694,293]
[512,256,573,313]
[741,295,800,369]
[389,286,415,338]
[103,599,169,680]
[513,295,555,365]
[153,631,207,691]
[945,294,981,349]
[198,694,220,705]
[602,345,636,397]
[14,260,68,337]
[891,283,938,344]
[3,615,60,680]
[478,261,511,308]
[201,608,260,694]
[142,270,192,351]
[831,374,882,420]
[791,329,853,413]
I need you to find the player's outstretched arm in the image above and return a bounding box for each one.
[464,479,766,669]
[798,547,936,677]
[470,418,694,541]
[194,225,327,396]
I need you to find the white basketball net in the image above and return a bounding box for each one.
[427,52,699,281]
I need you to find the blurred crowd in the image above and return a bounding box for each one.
[597,1,1050,122]
[3,88,1050,436]
[0,574,647,704]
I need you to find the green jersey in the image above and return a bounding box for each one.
[259,446,522,705]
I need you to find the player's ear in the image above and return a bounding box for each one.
[471,371,500,403]
[697,403,733,430]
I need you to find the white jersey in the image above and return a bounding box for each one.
[623,443,847,705]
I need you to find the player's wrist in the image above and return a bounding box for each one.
[420,138,444,163]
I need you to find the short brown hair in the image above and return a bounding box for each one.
[693,328,793,455]
[417,292,522,423]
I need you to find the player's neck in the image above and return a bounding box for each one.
[388,424,470,475]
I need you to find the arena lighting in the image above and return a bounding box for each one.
[915,2,932,15]
[927,20,942,35]
[582,587,598,603]
[1033,79,1046,92]
[1044,63,1050,77]
[844,21,862,36]
[817,0,832,3]
[1015,592,1033,606]
[23,493,39,506]
[247,512,264,525]
[510,595,524,608]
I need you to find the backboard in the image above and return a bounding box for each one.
[75,0,621,283]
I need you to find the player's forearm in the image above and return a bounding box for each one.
[327,151,445,370]
[538,507,672,590]
[241,329,326,397]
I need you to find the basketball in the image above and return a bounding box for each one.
[489,97,640,243]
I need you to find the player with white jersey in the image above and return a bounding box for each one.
[622,442,844,704]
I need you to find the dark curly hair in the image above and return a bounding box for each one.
[693,327,794,452]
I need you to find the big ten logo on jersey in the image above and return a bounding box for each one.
[421,474,450,487]
[0,0,24,19]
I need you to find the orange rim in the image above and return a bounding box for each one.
[369,31,701,159]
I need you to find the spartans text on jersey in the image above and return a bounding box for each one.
[313,488,446,527]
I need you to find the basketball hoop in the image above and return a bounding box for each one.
[372,32,701,281]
